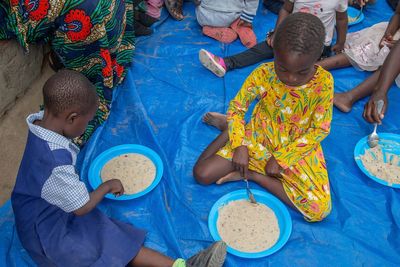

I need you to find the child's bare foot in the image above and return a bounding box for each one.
[333,92,353,113]
[216,171,242,184]
[202,112,228,131]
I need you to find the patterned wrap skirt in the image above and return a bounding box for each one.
[0,0,137,145]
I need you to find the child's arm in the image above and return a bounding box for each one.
[363,41,400,124]
[380,3,400,48]
[275,1,294,28]
[239,0,259,25]
[267,1,294,47]
[272,77,334,169]
[227,67,266,149]
[74,179,124,216]
[227,66,267,177]
[332,10,348,53]
[41,165,124,216]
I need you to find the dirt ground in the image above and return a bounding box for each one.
[0,61,54,206]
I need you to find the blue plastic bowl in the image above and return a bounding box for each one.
[208,189,292,258]
[348,6,364,26]
[354,133,400,188]
[88,144,164,200]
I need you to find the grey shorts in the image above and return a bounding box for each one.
[196,6,240,27]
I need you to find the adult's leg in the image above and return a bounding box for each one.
[317,53,351,70]
[224,41,274,70]
[334,69,381,112]
[129,247,174,267]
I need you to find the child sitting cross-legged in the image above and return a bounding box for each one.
[196,0,259,48]
[194,13,333,222]
[12,70,227,267]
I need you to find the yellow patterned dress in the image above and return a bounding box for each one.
[217,62,333,222]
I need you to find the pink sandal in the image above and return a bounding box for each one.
[230,19,257,48]
[202,26,238,44]
[199,49,227,77]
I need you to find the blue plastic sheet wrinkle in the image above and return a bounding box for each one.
[0,1,399,266]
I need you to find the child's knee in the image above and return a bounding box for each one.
[304,198,332,222]
[193,164,213,185]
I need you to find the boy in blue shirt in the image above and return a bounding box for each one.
[12,69,226,267]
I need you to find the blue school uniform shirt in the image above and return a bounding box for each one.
[12,111,145,267]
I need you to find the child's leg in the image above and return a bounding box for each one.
[224,41,274,70]
[193,129,236,185]
[199,49,228,77]
[217,170,297,211]
[202,112,227,131]
[334,69,380,112]
[129,247,174,267]
[199,42,273,77]
[130,242,227,267]
[202,26,238,44]
[218,147,331,222]
[263,0,284,14]
[230,19,257,48]
[317,53,351,70]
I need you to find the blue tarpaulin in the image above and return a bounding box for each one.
[1,1,400,266]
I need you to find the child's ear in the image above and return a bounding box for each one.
[66,112,79,124]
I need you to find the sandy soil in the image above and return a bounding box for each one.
[0,61,54,206]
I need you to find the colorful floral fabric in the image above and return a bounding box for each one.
[0,0,136,145]
[217,62,334,221]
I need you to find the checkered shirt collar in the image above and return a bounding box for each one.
[26,111,80,154]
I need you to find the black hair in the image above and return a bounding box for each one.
[274,12,325,59]
[43,70,98,116]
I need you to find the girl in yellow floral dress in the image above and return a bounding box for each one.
[193,12,334,222]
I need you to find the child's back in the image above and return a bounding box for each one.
[11,70,146,266]
[12,117,82,264]
[12,70,228,267]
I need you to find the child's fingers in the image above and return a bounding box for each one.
[363,101,372,123]
[372,108,382,124]
[240,165,245,178]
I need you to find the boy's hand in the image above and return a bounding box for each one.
[380,35,396,49]
[232,145,249,178]
[104,179,125,197]
[332,42,345,54]
[265,155,283,178]
[363,92,388,124]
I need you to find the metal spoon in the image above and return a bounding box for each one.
[244,179,257,204]
[367,100,384,148]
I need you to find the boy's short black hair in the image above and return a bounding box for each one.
[43,70,98,116]
[274,12,325,59]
